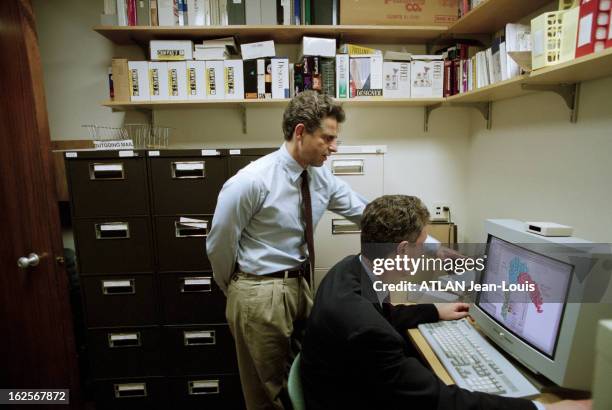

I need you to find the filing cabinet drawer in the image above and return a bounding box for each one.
[228,155,260,178]
[74,217,154,274]
[82,275,157,327]
[149,153,227,215]
[167,374,244,409]
[155,215,211,272]
[88,327,162,378]
[93,377,166,410]
[163,324,238,375]
[159,272,226,324]
[325,152,384,201]
[314,212,361,269]
[66,154,149,217]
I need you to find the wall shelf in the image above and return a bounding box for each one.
[93,25,447,46]
[102,98,445,111]
[448,0,551,34]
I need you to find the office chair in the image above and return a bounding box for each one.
[288,352,306,410]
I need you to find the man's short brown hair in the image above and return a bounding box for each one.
[361,195,430,259]
[282,90,345,141]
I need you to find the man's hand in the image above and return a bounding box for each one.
[435,303,470,321]
[544,400,591,410]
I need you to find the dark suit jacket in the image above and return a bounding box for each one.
[300,255,536,410]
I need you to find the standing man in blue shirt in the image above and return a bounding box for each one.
[206,91,367,410]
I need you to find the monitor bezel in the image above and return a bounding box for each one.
[475,234,574,359]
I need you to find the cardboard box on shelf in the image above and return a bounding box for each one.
[339,0,458,26]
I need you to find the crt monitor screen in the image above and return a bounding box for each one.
[477,235,574,358]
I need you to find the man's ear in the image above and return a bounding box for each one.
[294,123,305,141]
[397,241,412,255]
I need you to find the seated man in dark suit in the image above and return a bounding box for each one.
[301,195,590,410]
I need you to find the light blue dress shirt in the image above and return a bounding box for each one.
[207,144,368,293]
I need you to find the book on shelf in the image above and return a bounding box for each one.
[339,44,382,56]
[349,54,383,98]
[206,60,225,99]
[168,61,188,100]
[128,61,150,101]
[224,60,244,100]
[383,61,410,98]
[186,60,207,100]
[149,61,170,100]
[271,58,290,99]
[111,58,130,101]
[335,54,349,99]
[321,57,336,97]
[244,59,258,99]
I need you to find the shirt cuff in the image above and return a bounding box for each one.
[532,401,546,410]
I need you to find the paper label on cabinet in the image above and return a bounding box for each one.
[148,150,160,156]
[93,139,134,150]
[110,333,138,341]
[185,278,211,286]
[201,149,220,156]
[176,162,204,171]
[103,280,132,288]
[65,152,78,158]
[229,149,241,155]
[578,14,594,47]
[119,150,135,157]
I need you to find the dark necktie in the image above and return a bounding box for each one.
[301,170,315,284]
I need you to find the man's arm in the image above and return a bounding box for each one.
[326,174,368,223]
[206,173,261,294]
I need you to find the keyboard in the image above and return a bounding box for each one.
[418,318,539,398]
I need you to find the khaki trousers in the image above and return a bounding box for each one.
[226,272,313,410]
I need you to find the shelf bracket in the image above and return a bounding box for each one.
[448,101,492,130]
[424,103,443,132]
[241,105,247,134]
[521,83,580,123]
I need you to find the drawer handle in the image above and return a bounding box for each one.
[95,222,130,239]
[184,330,216,346]
[89,163,125,180]
[332,219,361,235]
[181,277,212,293]
[102,279,135,295]
[171,161,205,179]
[175,220,208,238]
[114,382,147,398]
[108,332,141,348]
[188,380,219,395]
[331,159,364,175]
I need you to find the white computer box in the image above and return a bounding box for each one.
[271,58,289,99]
[206,60,225,99]
[411,55,444,98]
[240,40,276,60]
[128,61,150,101]
[167,61,188,100]
[224,60,244,100]
[349,54,383,97]
[186,60,207,100]
[148,62,170,101]
[383,61,411,98]
[150,40,194,61]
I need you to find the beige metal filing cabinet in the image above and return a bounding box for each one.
[313,145,386,290]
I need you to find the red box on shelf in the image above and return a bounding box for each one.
[575,0,611,57]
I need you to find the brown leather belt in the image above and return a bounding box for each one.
[264,262,310,279]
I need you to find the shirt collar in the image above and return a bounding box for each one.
[279,143,308,183]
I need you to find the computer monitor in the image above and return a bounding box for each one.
[469,219,612,391]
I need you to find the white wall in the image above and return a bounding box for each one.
[464,76,612,243]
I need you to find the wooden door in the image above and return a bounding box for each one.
[0,0,80,406]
